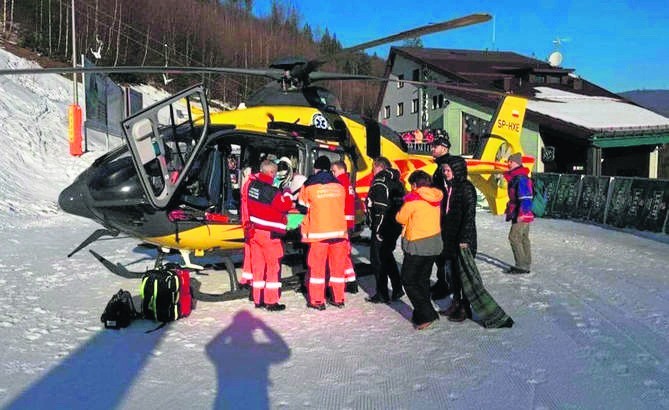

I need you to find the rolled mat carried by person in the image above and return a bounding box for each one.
[458,247,514,328]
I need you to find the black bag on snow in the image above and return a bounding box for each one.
[140,267,180,323]
[101,289,139,329]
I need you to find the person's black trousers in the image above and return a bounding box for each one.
[370,228,402,299]
[401,253,439,325]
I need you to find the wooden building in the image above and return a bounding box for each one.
[377,47,669,178]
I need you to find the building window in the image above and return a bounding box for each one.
[383,105,390,119]
[531,74,546,84]
[396,102,404,117]
[462,113,490,155]
[431,94,444,110]
[547,75,561,84]
[411,98,419,113]
[412,68,420,81]
[397,74,404,88]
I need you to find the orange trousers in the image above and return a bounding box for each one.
[307,239,348,305]
[249,229,283,305]
[343,239,356,284]
[240,233,253,286]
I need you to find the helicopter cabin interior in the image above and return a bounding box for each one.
[175,132,349,219]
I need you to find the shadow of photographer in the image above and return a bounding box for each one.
[206,310,291,410]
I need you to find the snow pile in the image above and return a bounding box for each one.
[0,50,175,229]
[0,49,100,227]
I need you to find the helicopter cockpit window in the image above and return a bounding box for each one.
[122,85,209,209]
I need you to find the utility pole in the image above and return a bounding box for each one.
[71,0,77,104]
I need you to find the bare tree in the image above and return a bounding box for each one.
[113,1,121,66]
[8,0,12,35]
[48,0,52,54]
[57,0,62,53]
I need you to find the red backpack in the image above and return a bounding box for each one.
[176,268,192,318]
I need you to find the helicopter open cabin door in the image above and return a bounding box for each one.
[121,85,210,209]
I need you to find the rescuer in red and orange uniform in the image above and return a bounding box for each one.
[239,166,255,288]
[331,160,358,294]
[297,156,348,310]
[245,160,293,311]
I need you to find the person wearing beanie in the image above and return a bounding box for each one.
[313,155,331,172]
[503,152,534,274]
[297,155,348,310]
[395,170,443,330]
[430,135,453,301]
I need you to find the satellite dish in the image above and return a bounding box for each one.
[548,51,563,67]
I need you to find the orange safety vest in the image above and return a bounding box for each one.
[298,171,347,242]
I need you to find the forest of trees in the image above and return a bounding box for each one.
[2,0,386,115]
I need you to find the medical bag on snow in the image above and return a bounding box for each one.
[100,289,139,329]
[140,264,192,323]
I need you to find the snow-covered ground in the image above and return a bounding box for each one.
[1,48,668,410]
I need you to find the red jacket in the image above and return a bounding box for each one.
[246,173,293,234]
[336,172,356,230]
[240,172,257,228]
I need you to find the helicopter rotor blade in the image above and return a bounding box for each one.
[0,65,285,79]
[337,13,492,55]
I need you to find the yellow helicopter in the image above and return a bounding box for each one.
[0,12,533,301]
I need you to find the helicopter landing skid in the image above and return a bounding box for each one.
[89,250,145,279]
[190,278,250,302]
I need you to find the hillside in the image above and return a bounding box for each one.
[6,0,385,115]
[619,90,669,117]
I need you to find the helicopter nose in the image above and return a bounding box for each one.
[58,180,96,220]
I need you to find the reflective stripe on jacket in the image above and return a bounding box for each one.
[247,173,293,234]
[298,171,347,242]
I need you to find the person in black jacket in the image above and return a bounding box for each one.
[430,136,453,300]
[365,157,406,303]
[437,155,478,322]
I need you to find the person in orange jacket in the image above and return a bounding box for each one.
[245,160,293,311]
[297,156,348,310]
[395,170,443,330]
[331,160,358,294]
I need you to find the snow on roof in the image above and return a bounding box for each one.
[527,87,669,132]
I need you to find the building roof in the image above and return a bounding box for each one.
[383,47,669,145]
[528,87,669,132]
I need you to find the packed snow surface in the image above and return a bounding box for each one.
[1,48,668,409]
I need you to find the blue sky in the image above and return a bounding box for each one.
[253,0,668,92]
